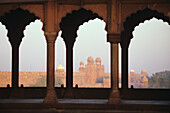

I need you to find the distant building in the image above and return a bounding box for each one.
[0,56,149,88]
[55,56,111,88]
[128,69,149,88]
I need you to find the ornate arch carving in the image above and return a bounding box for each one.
[121,7,170,47]
[0,8,40,47]
[60,8,103,48]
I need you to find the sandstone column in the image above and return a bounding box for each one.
[0,8,39,98]
[107,34,121,104]
[43,0,57,103]
[44,32,57,103]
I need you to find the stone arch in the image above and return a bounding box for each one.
[0,8,40,47]
[59,8,104,89]
[120,7,170,90]
[60,8,103,48]
[0,8,40,88]
[121,7,170,47]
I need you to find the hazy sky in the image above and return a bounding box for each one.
[0,17,170,75]
[128,17,170,76]
[55,19,110,73]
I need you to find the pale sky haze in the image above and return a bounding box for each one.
[0,17,170,76]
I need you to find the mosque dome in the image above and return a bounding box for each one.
[57,64,64,70]
[87,56,94,64]
[141,76,148,83]
[95,57,101,64]
[130,69,135,73]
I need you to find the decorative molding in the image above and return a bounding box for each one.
[0,0,47,3]
[44,31,57,37]
[57,0,109,5]
[118,0,170,4]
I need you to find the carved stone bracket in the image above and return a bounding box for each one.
[107,33,121,43]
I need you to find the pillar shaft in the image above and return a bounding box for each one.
[108,43,120,104]
[111,43,119,91]
[43,0,57,103]
[44,32,57,103]
[47,40,55,89]
[66,47,73,88]
[12,46,19,88]
[122,47,128,89]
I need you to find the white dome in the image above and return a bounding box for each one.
[130,69,135,73]
[57,64,64,70]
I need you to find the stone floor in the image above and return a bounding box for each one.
[0,99,170,113]
[0,99,170,104]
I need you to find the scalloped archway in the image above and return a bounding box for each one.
[120,7,170,90]
[59,8,104,97]
[0,8,40,88]
[121,8,170,47]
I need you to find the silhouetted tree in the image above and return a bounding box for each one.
[149,71,170,88]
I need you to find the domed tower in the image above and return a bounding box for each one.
[130,69,135,75]
[141,76,148,88]
[141,69,148,76]
[87,56,94,65]
[95,57,101,65]
[79,61,84,72]
[80,61,84,67]
[56,64,64,75]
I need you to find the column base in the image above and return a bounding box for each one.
[108,90,121,104]
[44,89,58,103]
[63,88,74,98]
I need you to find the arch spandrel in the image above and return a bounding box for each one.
[56,4,80,32]
[20,4,44,22]
[119,1,170,31]
[84,4,107,24]
[0,4,19,17]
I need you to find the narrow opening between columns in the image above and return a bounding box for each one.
[19,19,47,87]
[0,22,11,87]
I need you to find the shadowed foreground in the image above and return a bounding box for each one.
[0,99,170,113]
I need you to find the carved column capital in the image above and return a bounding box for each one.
[44,32,57,43]
[107,33,121,43]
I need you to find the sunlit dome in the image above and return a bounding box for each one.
[57,64,64,70]
[130,69,135,73]
[95,57,101,63]
[87,56,94,64]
